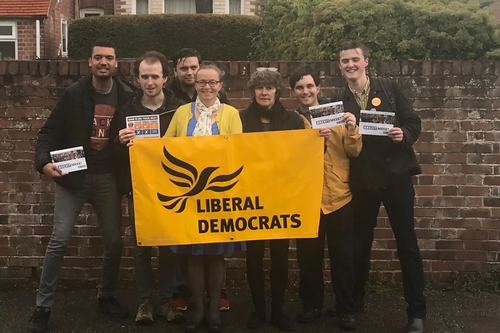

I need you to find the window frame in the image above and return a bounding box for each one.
[60,18,68,57]
[0,21,18,60]
[133,0,151,14]
[226,0,244,14]
[79,8,105,18]
[163,0,214,14]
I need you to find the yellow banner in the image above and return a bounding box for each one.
[130,130,323,246]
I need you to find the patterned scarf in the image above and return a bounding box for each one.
[192,96,221,137]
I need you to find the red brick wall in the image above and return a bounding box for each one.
[0,60,499,283]
[16,20,41,60]
[42,0,75,59]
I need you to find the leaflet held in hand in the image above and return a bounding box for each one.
[50,146,87,173]
[359,110,395,136]
[309,101,345,129]
[126,115,160,139]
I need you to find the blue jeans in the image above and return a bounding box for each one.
[128,197,188,304]
[36,173,123,309]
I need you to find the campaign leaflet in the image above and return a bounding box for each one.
[309,101,345,129]
[359,110,395,136]
[126,115,160,139]
[50,146,87,173]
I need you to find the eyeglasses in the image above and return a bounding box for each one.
[256,67,278,72]
[196,80,221,87]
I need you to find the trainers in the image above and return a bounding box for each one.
[246,312,266,329]
[98,296,130,318]
[156,302,185,323]
[219,296,230,311]
[172,297,188,311]
[135,301,154,325]
[270,312,294,331]
[27,307,51,333]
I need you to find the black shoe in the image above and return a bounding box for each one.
[246,312,266,329]
[270,312,294,331]
[98,296,130,318]
[27,307,51,333]
[185,318,203,332]
[207,319,223,333]
[296,308,321,323]
[338,314,357,331]
[327,304,364,317]
[406,318,424,333]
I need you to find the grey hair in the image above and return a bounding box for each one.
[248,70,284,97]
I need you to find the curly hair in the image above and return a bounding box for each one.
[248,70,284,98]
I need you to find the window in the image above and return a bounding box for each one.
[228,0,243,14]
[61,19,68,57]
[135,0,150,14]
[0,22,17,60]
[165,0,213,14]
[80,8,105,18]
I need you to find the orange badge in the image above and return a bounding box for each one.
[372,97,381,107]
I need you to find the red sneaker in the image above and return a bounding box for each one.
[172,297,187,311]
[219,296,230,311]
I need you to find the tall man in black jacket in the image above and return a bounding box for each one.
[110,51,185,325]
[334,42,426,333]
[28,39,135,333]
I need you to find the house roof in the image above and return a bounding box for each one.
[0,0,50,17]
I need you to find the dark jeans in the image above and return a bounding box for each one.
[128,197,188,304]
[36,173,122,308]
[246,239,289,314]
[352,177,426,319]
[297,202,355,315]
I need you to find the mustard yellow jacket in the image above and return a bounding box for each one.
[301,116,362,214]
[164,103,242,137]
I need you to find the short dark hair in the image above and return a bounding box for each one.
[338,41,371,60]
[289,66,320,89]
[90,39,117,57]
[134,51,169,78]
[171,48,202,69]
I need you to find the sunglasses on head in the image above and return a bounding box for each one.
[256,67,278,72]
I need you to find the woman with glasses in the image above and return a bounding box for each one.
[165,64,245,333]
[239,69,329,332]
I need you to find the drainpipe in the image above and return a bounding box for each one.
[35,19,41,59]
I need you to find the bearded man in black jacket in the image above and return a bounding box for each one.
[29,39,135,333]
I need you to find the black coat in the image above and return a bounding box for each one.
[35,75,136,190]
[109,88,185,196]
[166,77,229,104]
[240,100,305,133]
[333,77,421,190]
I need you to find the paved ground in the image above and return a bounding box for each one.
[2,283,500,333]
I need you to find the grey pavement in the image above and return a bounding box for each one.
[1,285,500,333]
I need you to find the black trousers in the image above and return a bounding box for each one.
[246,239,289,314]
[352,176,426,319]
[297,202,355,315]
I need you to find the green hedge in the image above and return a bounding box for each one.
[68,14,261,60]
[253,0,500,60]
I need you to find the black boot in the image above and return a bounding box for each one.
[27,307,51,333]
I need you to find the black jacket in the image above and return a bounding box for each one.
[332,77,421,190]
[166,77,229,104]
[109,88,185,196]
[239,100,305,133]
[35,75,136,190]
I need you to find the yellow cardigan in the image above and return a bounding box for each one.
[164,103,243,137]
[300,115,362,214]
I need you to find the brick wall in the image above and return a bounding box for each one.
[16,20,41,60]
[0,60,499,283]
